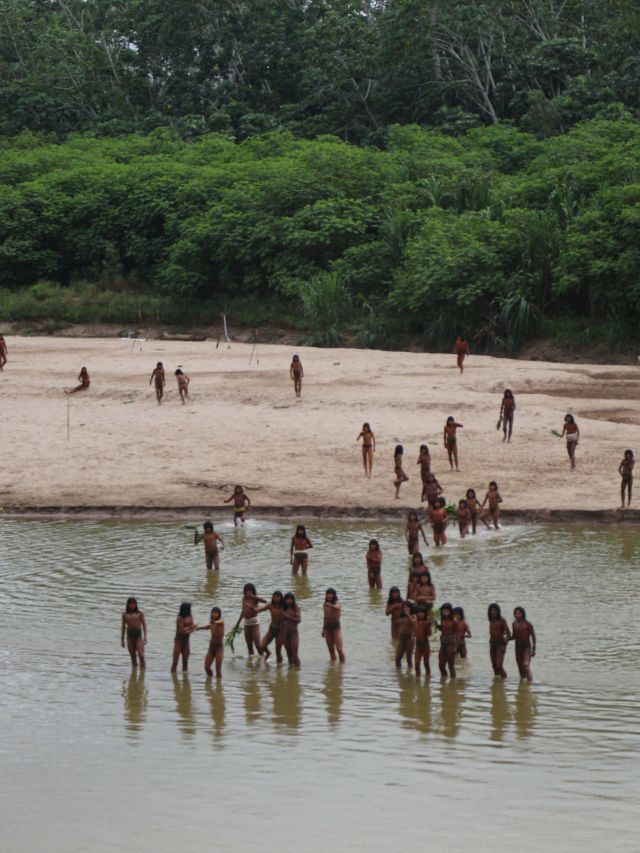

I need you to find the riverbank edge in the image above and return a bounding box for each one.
[2,505,639,524]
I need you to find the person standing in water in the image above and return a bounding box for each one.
[257,591,285,663]
[395,602,414,669]
[149,362,166,404]
[197,607,225,679]
[172,602,195,672]
[453,336,469,373]
[466,488,480,534]
[560,414,579,469]
[67,366,90,395]
[512,607,536,682]
[429,496,449,546]
[290,525,312,575]
[282,592,301,667]
[422,472,443,509]
[385,587,404,640]
[444,417,463,471]
[393,445,409,499]
[357,422,376,478]
[481,481,503,529]
[121,597,147,668]
[194,521,224,571]
[405,510,429,554]
[500,389,516,442]
[437,603,458,679]
[365,539,382,589]
[174,368,190,404]
[0,333,8,370]
[234,583,266,657]
[225,485,251,525]
[619,449,634,508]
[413,605,432,677]
[290,354,304,398]
[453,606,471,659]
[488,603,511,679]
[457,499,472,538]
[322,588,345,663]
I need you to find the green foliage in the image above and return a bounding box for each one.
[299,272,352,347]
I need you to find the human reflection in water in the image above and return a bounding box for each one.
[201,569,220,601]
[620,531,638,564]
[269,668,302,731]
[292,573,311,601]
[172,672,195,739]
[489,679,511,742]
[323,664,343,728]
[204,678,226,744]
[122,670,148,741]
[243,661,263,726]
[438,678,465,740]
[513,681,538,740]
[397,671,432,736]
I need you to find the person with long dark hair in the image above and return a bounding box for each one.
[257,591,285,663]
[282,592,301,667]
[121,597,146,668]
[488,603,511,678]
[171,602,194,672]
[322,588,345,663]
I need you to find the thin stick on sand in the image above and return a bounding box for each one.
[249,342,257,365]
[67,394,70,441]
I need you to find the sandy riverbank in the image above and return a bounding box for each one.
[1,336,639,517]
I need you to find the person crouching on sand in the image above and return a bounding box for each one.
[67,366,90,394]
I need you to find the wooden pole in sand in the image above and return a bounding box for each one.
[67,394,70,441]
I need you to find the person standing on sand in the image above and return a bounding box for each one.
[357,422,375,478]
[149,362,165,404]
[174,368,190,403]
[67,366,90,394]
[393,444,409,498]
[444,416,463,471]
[290,354,304,398]
[0,334,7,370]
[121,597,147,668]
[560,414,579,469]
[619,449,634,508]
[453,336,469,373]
[500,389,516,442]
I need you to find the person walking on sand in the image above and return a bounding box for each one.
[393,445,409,499]
[559,414,579,469]
[0,334,7,370]
[357,422,375,478]
[149,361,165,404]
[499,389,516,442]
[290,354,304,398]
[444,416,463,471]
[121,597,147,668]
[453,336,469,373]
[174,368,190,403]
[67,366,90,395]
[619,449,634,508]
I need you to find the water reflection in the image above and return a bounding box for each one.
[122,670,148,741]
[489,680,511,742]
[204,679,226,743]
[323,664,343,728]
[269,668,302,731]
[243,662,263,725]
[439,678,465,740]
[397,672,432,735]
[172,673,195,739]
[513,681,537,740]
[292,574,311,601]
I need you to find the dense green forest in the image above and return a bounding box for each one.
[1,1,640,351]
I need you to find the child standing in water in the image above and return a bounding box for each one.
[429,496,449,546]
[405,510,429,554]
[466,488,480,534]
[500,389,516,442]
[257,591,285,663]
[423,473,443,509]
[443,417,463,471]
[453,336,469,373]
[174,368,190,403]
[290,354,304,397]
[121,597,147,668]
[197,607,224,678]
[365,539,382,589]
[414,570,436,607]
[481,481,503,529]
[172,602,194,672]
[385,587,404,639]
[67,366,90,394]
[413,605,432,677]
[234,583,266,656]
[512,607,536,682]
[322,588,345,663]
[457,499,472,538]
[282,592,301,667]
[437,603,457,678]
[395,602,414,669]
[560,414,579,469]
[453,606,471,659]
[356,422,376,478]
[149,362,165,403]
[619,449,634,508]
[194,521,225,571]
[488,603,511,678]
[290,525,312,575]
[225,485,251,525]
[393,445,409,498]
[417,445,431,499]
[0,333,8,370]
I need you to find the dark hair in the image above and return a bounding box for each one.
[175,368,183,375]
[459,499,468,508]
[437,496,446,507]
[395,445,403,456]
[283,592,297,609]
[179,602,191,618]
[419,570,432,586]
[426,473,435,482]
[624,449,634,458]
[446,416,454,424]
[411,552,425,567]
[452,606,465,619]
[325,587,338,602]
[420,444,429,453]
[211,607,221,619]
[362,422,371,430]
[440,602,453,619]
[156,361,163,368]
[416,604,429,618]
[387,586,401,604]
[564,414,575,424]
[234,484,243,492]
[408,510,419,521]
[292,354,300,361]
[126,597,138,612]
[243,583,257,596]
[203,520,213,532]
[271,590,284,607]
[504,388,513,397]
[489,481,498,489]
[295,524,306,537]
[368,538,379,549]
[488,603,501,619]
[513,606,526,619]
[466,488,476,499]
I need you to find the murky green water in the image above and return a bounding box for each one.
[1,519,639,852]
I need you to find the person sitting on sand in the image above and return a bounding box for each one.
[67,366,90,394]
[619,449,634,508]
[453,336,469,373]
[149,362,165,404]
[290,354,304,398]
[121,597,147,668]
[174,368,190,404]
[194,521,224,571]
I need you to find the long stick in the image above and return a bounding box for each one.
[67,394,70,441]
[248,342,257,365]
[222,313,230,342]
